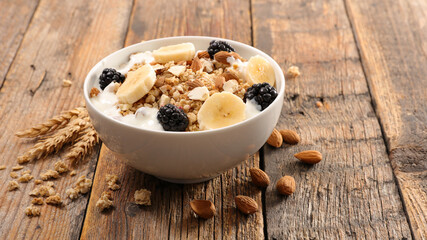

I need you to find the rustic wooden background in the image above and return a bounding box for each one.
[0,0,426,239]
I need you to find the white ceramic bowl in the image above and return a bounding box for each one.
[84,36,285,183]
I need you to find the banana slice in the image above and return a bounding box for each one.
[153,43,196,63]
[116,64,156,104]
[246,55,276,86]
[198,92,246,130]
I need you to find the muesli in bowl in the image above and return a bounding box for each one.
[89,40,278,132]
[84,36,284,183]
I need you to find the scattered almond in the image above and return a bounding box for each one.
[214,76,226,89]
[266,128,283,148]
[249,168,270,187]
[190,56,203,72]
[190,200,216,219]
[279,129,300,145]
[276,176,296,195]
[235,195,258,215]
[197,51,210,59]
[294,150,322,164]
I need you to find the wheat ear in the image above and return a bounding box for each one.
[17,117,90,164]
[15,107,86,138]
[65,124,99,164]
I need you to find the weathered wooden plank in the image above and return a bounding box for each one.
[345,0,427,238]
[80,0,263,239]
[252,0,413,239]
[0,0,39,87]
[0,0,133,239]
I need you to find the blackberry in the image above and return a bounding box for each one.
[99,68,125,90]
[244,83,278,110]
[207,40,235,59]
[157,104,189,131]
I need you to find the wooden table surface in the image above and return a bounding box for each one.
[1,0,426,239]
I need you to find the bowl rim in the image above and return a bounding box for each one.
[84,36,285,136]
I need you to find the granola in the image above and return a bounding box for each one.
[25,206,41,217]
[8,181,19,191]
[90,40,278,132]
[134,189,151,206]
[96,191,113,211]
[40,169,60,180]
[106,174,120,191]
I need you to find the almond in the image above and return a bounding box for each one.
[155,76,165,87]
[186,79,204,89]
[294,150,322,164]
[279,129,300,145]
[190,199,216,219]
[197,51,210,59]
[214,51,242,65]
[249,168,270,187]
[266,128,283,148]
[235,195,258,215]
[214,76,225,89]
[191,56,203,72]
[221,72,238,81]
[276,176,296,195]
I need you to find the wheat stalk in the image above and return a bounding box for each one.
[65,124,99,164]
[17,117,90,164]
[15,107,86,138]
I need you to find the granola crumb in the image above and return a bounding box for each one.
[10,172,19,179]
[54,161,69,174]
[25,206,41,217]
[75,175,92,194]
[31,184,56,197]
[70,170,77,176]
[90,87,100,98]
[96,191,113,211]
[45,194,63,206]
[31,198,44,205]
[63,79,72,87]
[11,165,24,171]
[106,174,120,191]
[35,179,43,185]
[286,66,300,78]
[66,188,79,200]
[134,189,151,206]
[0,165,6,170]
[40,169,60,180]
[18,173,34,183]
[8,180,19,191]
[21,170,31,175]
[316,101,323,108]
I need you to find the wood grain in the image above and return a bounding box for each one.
[0,0,132,239]
[80,0,263,239]
[345,0,427,238]
[253,0,413,239]
[0,0,39,89]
